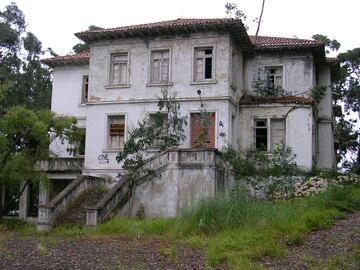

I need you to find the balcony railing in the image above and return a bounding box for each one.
[36,157,84,172]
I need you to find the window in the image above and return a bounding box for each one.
[194,47,213,81]
[108,115,125,149]
[265,66,283,89]
[81,75,88,103]
[150,50,170,84]
[149,112,168,148]
[149,112,168,130]
[109,53,128,85]
[77,128,86,156]
[255,119,268,151]
[254,118,285,152]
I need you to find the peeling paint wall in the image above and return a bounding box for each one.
[239,105,313,170]
[119,163,221,218]
[244,51,314,96]
[317,63,335,169]
[83,99,232,175]
[88,32,231,103]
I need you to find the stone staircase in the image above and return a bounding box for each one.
[53,187,107,228]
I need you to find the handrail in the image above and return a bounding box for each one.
[86,149,222,227]
[37,175,106,232]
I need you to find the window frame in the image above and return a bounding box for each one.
[191,45,216,84]
[253,118,286,152]
[105,114,127,151]
[147,48,172,86]
[81,75,89,104]
[106,51,130,88]
[264,65,285,90]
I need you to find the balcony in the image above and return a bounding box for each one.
[36,157,84,172]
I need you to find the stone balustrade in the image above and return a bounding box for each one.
[36,157,84,172]
[86,148,223,227]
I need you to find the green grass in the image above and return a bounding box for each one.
[4,184,360,269]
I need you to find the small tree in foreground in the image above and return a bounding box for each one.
[0,107,81,217]
[116,89,187,180]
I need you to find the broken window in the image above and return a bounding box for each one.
[81,75,89,103]
[265,66,283,90]
[254,118,285,152]
[108,115,125,149]
[254,119,268,151]
[109,53,128,85]
[194,47,213,81]
[150,50,170,84]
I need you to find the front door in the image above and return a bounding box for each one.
[190,112,215,148]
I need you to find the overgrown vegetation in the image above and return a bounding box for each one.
[252,66,289,97]
[5,181,360,269]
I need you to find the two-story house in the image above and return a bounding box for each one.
[32,18,336,227]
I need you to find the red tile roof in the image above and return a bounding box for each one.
[42,19,325,66]
[239,95,313,105]
[75,18,247,41]
[249,36,322,49]
[41,52,90,67]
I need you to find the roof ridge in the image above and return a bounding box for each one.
[75,18,238,35]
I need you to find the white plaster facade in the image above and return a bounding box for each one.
[46,19,336,179]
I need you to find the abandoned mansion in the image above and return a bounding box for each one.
[14,18,338,230]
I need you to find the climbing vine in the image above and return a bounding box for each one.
[252,67,289,97]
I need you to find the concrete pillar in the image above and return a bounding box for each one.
[19,182,30,219]
[38,181,50,205]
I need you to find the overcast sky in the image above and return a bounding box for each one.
[2,0,359,56]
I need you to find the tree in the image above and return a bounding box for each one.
[0,3,52,112]
[336,48,360,172]
[312,34,341,54]
[72,25,103,53]
[0,107,81,217]
[116,89,187,179]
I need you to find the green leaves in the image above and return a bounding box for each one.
[0,106,81,189]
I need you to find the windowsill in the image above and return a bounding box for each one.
[146,82,173,87]
[105,84,131,89]
[102,148,123,153]
[190,80,217,85]
[78,103,87,107]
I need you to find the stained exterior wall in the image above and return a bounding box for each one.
[317,64,335,169]
[239,105,313,170]
[244,51,315,95]
[49,32,335,177]
[83,99,231,178]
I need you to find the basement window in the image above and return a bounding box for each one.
[194,47,213,81]
[108,115,125,149]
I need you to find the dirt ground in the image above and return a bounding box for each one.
[261,212,360,269]
[1,212,359,269]
[0,235,211,270]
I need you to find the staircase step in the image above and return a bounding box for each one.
[53,187,107,228]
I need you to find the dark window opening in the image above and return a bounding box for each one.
[255,120,267,151]
[82,75,89,103]
[205,57,212,79]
